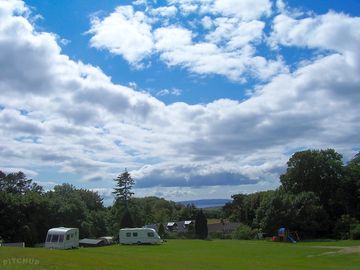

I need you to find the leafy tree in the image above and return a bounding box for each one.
[223,191,274,226]
[120,207,134,228]
[280,149,344,221]
[78,189,104,211]
[333,215,359,239]
[0,191,25,242]
[158,223,166,239]
[341,152,360,219]
[113,170,134,206]
[232,224,252,240]
[195,210,208,239]
[255,191,329,237]
[178,203,197,220]
[0,171,43,194]
[350,223,360,240]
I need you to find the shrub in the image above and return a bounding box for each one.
[333,215,358,239]
[209,232,223,239]
[350,223,360,240]
[232,224,253,240]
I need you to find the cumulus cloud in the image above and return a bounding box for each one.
[156,88,182,96]
[269,11,360,61]
[1,0,360,200]
[88,5,154,67]
[150,6,177,17]
[154,25,285,81]
[212,0,272,20]
[86,1,285,82]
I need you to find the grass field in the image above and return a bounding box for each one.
[1,240,359,270]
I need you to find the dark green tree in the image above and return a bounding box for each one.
[113,170,134,206]
[0,171,43,194]
[255,190,329,237]
[178,203,197,220]
[158,223,166,239]
[280,149,344,221]
[78,189,104,211]
[341,152,360,219]
[195,210,208,239]
[120,207,134,228]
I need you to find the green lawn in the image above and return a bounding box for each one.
[0,240,359,270]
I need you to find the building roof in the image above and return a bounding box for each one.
[145,220,195,233]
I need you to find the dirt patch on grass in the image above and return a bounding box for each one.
[338,246,360,254]
[311,245,360,255]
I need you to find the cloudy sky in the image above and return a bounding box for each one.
[1,0,359,204]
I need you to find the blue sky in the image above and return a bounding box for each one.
[1,0,360,204]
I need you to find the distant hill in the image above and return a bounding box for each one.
[177,199,231,208]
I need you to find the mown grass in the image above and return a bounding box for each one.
[0,240,359,270]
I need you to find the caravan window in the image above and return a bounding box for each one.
[132,232,138,237]
[126,232,131,237]
[51,234,59,243]
[58,235,64,243]
[147,232,155,237]
[46,234,52,242]
[66,235,70,241]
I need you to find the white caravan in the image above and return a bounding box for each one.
[45,227,79,249]
[119,228,162,244]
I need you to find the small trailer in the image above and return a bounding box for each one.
[45,227,79,249]
[119,228,162,244]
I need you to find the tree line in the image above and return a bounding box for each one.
[0,171,199,246]
[1,148,359,245]
[222,149,360,239]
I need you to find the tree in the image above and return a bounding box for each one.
[178,203,197,220]
[255,190,329,237]
[280,149,344,221]
[120,207,134,228]
[232,224,252,240]
[78,189,104,211]
[340,152,360,219]
[158,223,166,239]
[0,171,43,194]
[195,210,208,239]
[113,170,134,206]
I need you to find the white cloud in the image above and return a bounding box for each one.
[206,17,265,49]
[86,2,284,82]
[1,0,360,200]
[88,6,154,67]
[212,0,272,20]
[154,25,285,81]
[156,88,182,96]
[270,11,360,59]
[151,6,177,17]
[201,16,213,29]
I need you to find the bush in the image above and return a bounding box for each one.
[209,232,232,240]
[350,223,360,240]
[333,215,358,239]
[232,224,253,240]
[209,232,223,239]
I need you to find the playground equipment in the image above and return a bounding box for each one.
[276,228,300,243]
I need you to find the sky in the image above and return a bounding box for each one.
[1,0,360,205]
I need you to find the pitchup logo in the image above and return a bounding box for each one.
[2,257,40,266]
